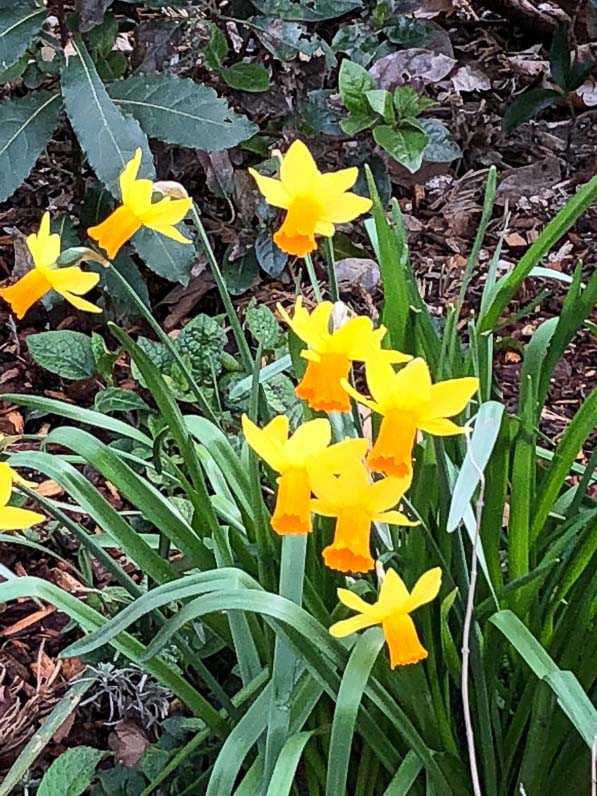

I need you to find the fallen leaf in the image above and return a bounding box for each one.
[335,258,381,291]
[370,48,456,91]
[495,157,562,205]
[109,721,149,767]
[451,65,491,92]
[0,607,56,638]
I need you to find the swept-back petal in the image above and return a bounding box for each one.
[0,463,12,506]
[144,220,191,245]
[49,267,100,295]
[329,316,375,358]
[377,568,410,614]
[404,567,442,613]
[314,220,335,236]
[340,379,380,414]
[427,377,478,419]
[329,614,378,638]
[241,414,287,472]
[139,196,192,227]
[314,438,369,476]
[248,168,291,209]
[395,358,432,409]
[57,291,102,314]
[264,414,290,446]
[284,418,331,466]
[364,355,402,409]
[375,509,418,527]
[119,148,143,204]
[368,475,410,513]
[417,418,466,436]
[319,167,358,197]
[322,191,372,224]
[0,506,45,531]
[280,140,321,196]
[336,587,378,616]
[27,212,60,269]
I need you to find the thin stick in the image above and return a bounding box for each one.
[461,430,484,796]
[303,254,323,302]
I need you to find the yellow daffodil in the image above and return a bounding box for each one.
[0,463,44,531]
[310,462,415,574]
[249,140,372,257]
[242,414,367,535]
[278,297,410,413]
[329,567,442,668]
[88,148,193,259]
[343,357,478,479]
[0,213,100,320]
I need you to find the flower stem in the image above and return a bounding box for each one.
[303,254,323,303]
[189,204,253,372]
[324,236,339,302]
[108,265,219,426]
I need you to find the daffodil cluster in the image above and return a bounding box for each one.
[244,290,478,669]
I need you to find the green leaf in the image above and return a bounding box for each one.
[373,123,428,173]
[252,17,325,62]
[177,314,228,382]
[255,232,287,277]
[221,62,271,92]
[339,59,376,115]
[246,301,280,348]
[340,112,375,135]
[549,24,571,90]
[0,91,61,203]
[265,730,317,796]
[131,225,196,285]
[108,74,257,150]
[94,387,151,414]
[37,747,106,796]
[251,0,363,21]
[419,119,461,163]
[27,331,96,380]
[392,85,430,119]
[502,88,561,134]
[0,1,45,71]
[366,89,395,123]
[61,37,153,197]
[222,248,259,295]
[204,21,228,69]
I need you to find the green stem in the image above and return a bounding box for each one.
[108,265,219,426]
[303,254,323,302]
[190,204,253,371]
[263,533,308,792]
[324,236,339,302]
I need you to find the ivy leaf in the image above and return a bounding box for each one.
[108,74,257,151]
[221,62,271,92]
[0,91,61,203]
[61,37,153,197]
[251,0,363,22]
[373,123,428,173]
[419,119,461,162]
[502,88,561,134]
[27,331,97,381]
[0,1,45,71]
[38,747,106,796]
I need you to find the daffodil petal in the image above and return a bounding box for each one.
[26,212,61,269]
[49,267,100,295]
[139,196,192,227]
[395,358,432,408]
[340,378,380,414]
[143,221,191,245]
[368,476,411,513]
[57,291,102,314]
[322,191,372,224]
[284,418,331,465]
[404,567,442,613]
[119,148,143,203]
[248,168,291,209]
[0,268,51,320]
[378,568,410,614]
[417,418,466,436]
[265,414,290,446]
[280,140,321,196]
[364,355,402,409]
[0,506,45,530]
[336,587,378,616]
[427,377,478,418]
[329,614,378,638]
[320,167,359,196]
[383,613,428,668]
[0,463,12,505]
[241,414,287,472]
[375,509,418,527]
[315,438,369,475]
[314,220,335,236]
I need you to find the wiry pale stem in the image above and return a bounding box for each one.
[461,430,484,796]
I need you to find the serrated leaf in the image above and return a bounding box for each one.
[419,119,461,162]
[38,746,106,796]
[94,387,151,414]
[177,314,227,382]
[373,123,428,173]
[252,0,363,21]
[61,37,153,197]
[255,232,287,277]
[108,74,257,151]
[0,91,61,203]
[27,331,96,381]
[246,300,280,348]
[131,225,196,285]
[339,59,375,115]
[221,62,271,92]
[502,88,561,134]
[0,0,45,71]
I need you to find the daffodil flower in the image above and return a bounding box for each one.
[343,357,479,479]
[249,140,372,257]
[88,149,193,259]
[0,463,44,531]
[242,414,367,535]
[0,213,101,320]
[310,462,416,573]
[329,567,442,667]
[278,297,410,413]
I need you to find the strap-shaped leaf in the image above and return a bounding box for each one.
[61,36,153,196]
[0,91,60,203]
[108,74,257,151]
[0,0,44,71]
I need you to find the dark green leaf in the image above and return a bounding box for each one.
[339,59,376,115]
[503,88,561,134]
[84,12,118,58]
[27,331,96,381]
[221,62,271,92]
[203,21,228,70]
[251,0,363,21]
[131,225,196,285]
[61,37,153,197]
[177,314,228,382]
[246,300,280,348]
[331,22,381,67]
[567,60,596,91]
[222,249,259,295]
[373,123,428,173]
[252,16,322,62]
[419,119,461,162]
[108,74,257,150]
[94,387,151,414]
[38,747,106,796]
[0,0,44,71]
[365,89,395,123]
[340,112,375,135]
[0,91,61,203]
[255,232,287,277]
[549,24,571,90]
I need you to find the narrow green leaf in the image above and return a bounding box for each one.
[265,730,317,796]
[503,88,561,134]
[0,1,44,71]
[383,750,423,795]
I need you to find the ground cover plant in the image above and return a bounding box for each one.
[0,1,596,795]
